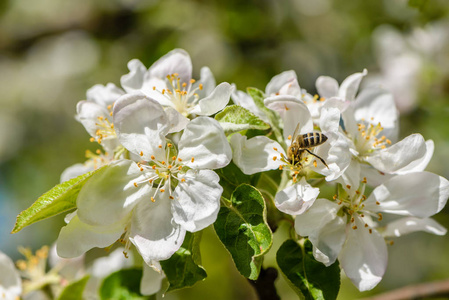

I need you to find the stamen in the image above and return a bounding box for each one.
[273,156,277,161]
[191,157,195,163]
[140,151,144,156]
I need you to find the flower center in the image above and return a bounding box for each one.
[91,111,116,145]
[133,143,191,202]
[355,119,391,156]
[153,73,203,117]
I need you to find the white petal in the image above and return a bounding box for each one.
[265,95,313,140]
[275,177,319,215]
[230,133,284,175]
[383,217,447,237]
[121,59,147,92]
[353,87,398,141]
[338,158,361,190]
[360,164,392,186]
[56,214,125,258]
[90,247,134,278]
[165,107,190,133]
[316,76,339,98]
[394,139,434,174]
[314,131,352,181]
[294,198,346,266]
[148,49,192,84]
[178,117,231,169]
[278,78,302,97]
[319,104,341,133]
[265,70,298,96]
[113,93,168,160]
[195,66,216,99]
[364,172,449,218]
[76,100,111,137]
[49,243,85,280]
[339,216,388,291]
[0,251,21,297]
[141,263,165,295]
[60,163,93,183]
[86,83,125,106]
[189,82,233,116]
[172,170,222,232]
[77,160,152,226]
[338,69,367,101]
[130,193,186,263]
[365,134,426,173]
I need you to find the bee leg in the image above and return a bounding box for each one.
[305,149,329,169]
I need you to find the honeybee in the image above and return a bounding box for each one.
[287,123,329,168]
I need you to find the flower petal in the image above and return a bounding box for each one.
[90,247,134,278]
[56,214,125,258]
[121,59,147,92]
[231,88,269,123]
[275,177,319,215]
[365,134,426,173]
[0,251,21,297]
[230,133,284,175]
[383,217,447,237]
[86,83,125,106]
[338,69,367,101]
[265,70,298,96]
[189,82,233,116]
[394,140,434,174]
[339,216,388,292]
[141,263,165,295]
[130,192,186,263]
[319,103,341,133]
[353,87,398,141]
[172,169,222,232]
[265,95,313,140]
[364,171,449,218]
[195,66,216,98]
[178,117,231,169]
[76,100,111,137]
[60,163,93,183]
[77,160,152,226]
[316,76,339,98]
[165,107,190,133]
[148,48,192,84]
[295,198,346,266]
[113,93,168,160]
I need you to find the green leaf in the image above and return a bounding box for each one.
[214,184,273,280]
[276,239,340,300]
[246,87,267,113]
[57,275,90,300]
[11,167,105,234]
[214,105,270,135]
[216,161,257,199]
[160,232,207,292]
[99,268,148,300]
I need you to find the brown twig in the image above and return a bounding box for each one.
[360,278,449,300]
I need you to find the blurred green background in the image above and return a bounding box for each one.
[1,0,449,299]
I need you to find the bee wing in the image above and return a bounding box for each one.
[291,122,300,143]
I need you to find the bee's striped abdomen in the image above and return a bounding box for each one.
[301,132,327,149]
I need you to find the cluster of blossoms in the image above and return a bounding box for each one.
[9,48,449,298]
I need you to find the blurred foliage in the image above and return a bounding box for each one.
[1,0,449,299]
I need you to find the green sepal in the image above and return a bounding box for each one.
[215,105,270,135]
[57,275,90,300]
[276,239,340,300]
[11,166,105,234]
[160,232,207,292]
[99,268,149,300]
[214,184,273,280]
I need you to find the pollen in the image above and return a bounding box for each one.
[169,196,174,200]
[152,165,156,169]
[346,185,351,189]
[313,160,317,167]
[172,156,176,161]
[158,145,162,148]
[190,79,196,84]
[160,189,165,193]
[140,151,144,156]
[181,178,186,182]
[288,135,292,140]
[167,143,172,148]
[191,157,195,163]
[362,177,367,183]
[279,165,283,170]
[153,86,156,90]
[376,201,380,205]
[96,149,101,154]
[134,182,138,187]
[273,156,277,161]
[199,84,203,90]
[352,226,357,230]
[90,137,95,142]
[151,197,155,202]
[378,213,383,221]
[273,147,278,151]
[182,82,187,87]
[369,229,373,234]
[178,158,182,162]
[151,155,155,160]
[333,195,337,200]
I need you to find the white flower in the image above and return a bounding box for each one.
[231,95,351,214]
[295,171,449,291]
[57,94,231,267]
[0,251,22,300]
[76,83,125,152]
[120,49,232,122]
[340,86,433,187]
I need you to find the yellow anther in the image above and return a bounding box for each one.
[123,251,129,258]
[167,143,172,147]
[140,151,144,156]
[110,111,113,116]
[376,201,380,205]
[292,177,297,183]
[364,223,368,227]
[355,190,360,195]
[346,185,351,189]
[140,167,144,172]
[199,83,203,90]
[273,156,277,161]
[153,86,156,90]
[273,147,278,151]
[191,157,195,163]
[279,165,283,170]
[169,196,174,200]
[190,79,196,84]
[178,166,182,170]
[90,137,95,142]
[333,195,337,200]
[98,116,104,121]
[351,217,355,223]
[168,165,172,169]
[158,145,162,148]
[178,158,182,162]
[134,182,138,187]
[161,161,166,165]
[369,229,373,234]
[181,178,186,182]
[386,139,392,145]
[173,73,179,77]
[152,165,156,169]
[107,105,112,110]
[313,160,317,167]
[362,177,367,183]
[162,89,166,94]
[389,241,394,245]
[182,82,187,87]
[288,135,292,140]
[378,213,383,221]
[96,149,101,154]
[151,155,155,160]
[160,189,165,193]
[172,156,176,161]
[352,226,357,230]
[151,197,155,202]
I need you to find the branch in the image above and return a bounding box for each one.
[248,267,280,300]
[360,278,449,300]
